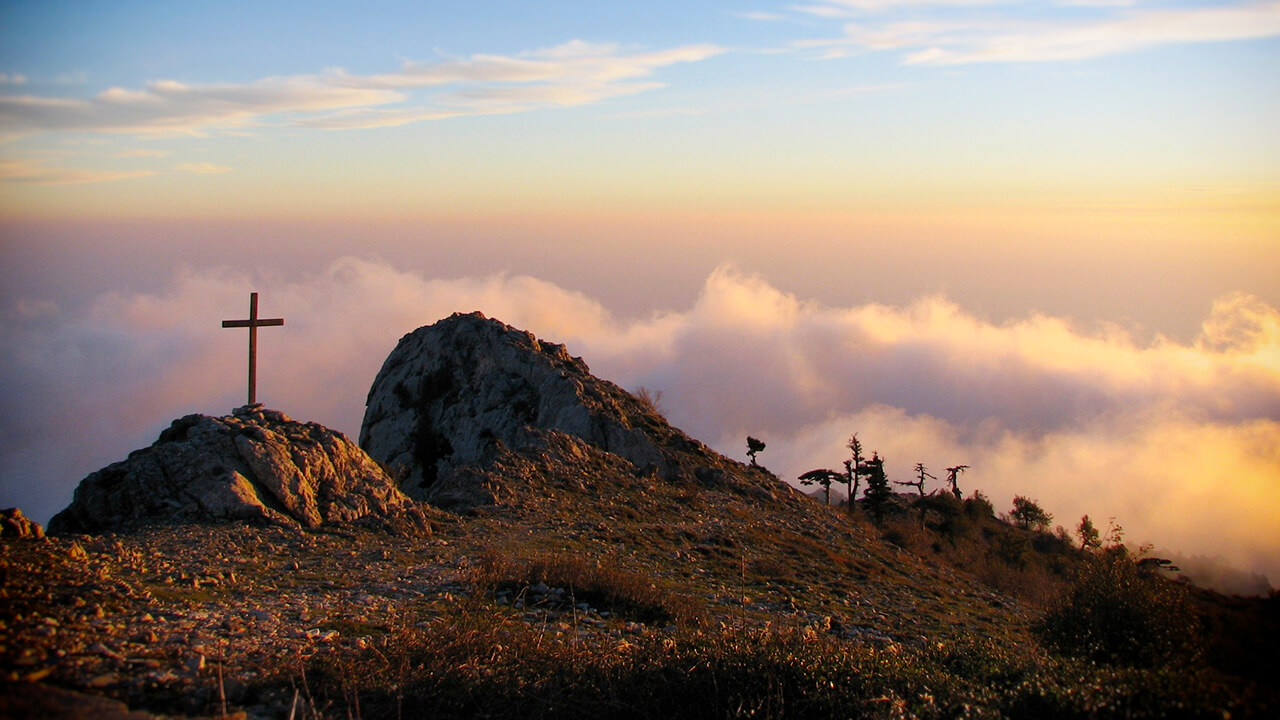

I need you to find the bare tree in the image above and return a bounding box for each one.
[944,465,969,500]
[897,462,936,527]
[896,462,934,497]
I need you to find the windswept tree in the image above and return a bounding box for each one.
[862,452,892,523]
[896,462,934,497]
[746,436,766,467]
[944,465,969,500]
[798,468,842,506]
[842,434,868,513]
[1010,496,1053,532]
[897,462,936,527]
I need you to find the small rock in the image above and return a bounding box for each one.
[88,642,124,661]
[88,672,119,688]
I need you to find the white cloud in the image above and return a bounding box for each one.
[797,0,1012,16]
[0,76,402,139]
[733,11,790,21]
[2,261,1276,582]
[175,162,232,174]
[796,1,1280,64]
[331,41,724,116]
[0,73,27,85]
[1,41,723,140]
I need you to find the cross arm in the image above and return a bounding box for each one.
[222,318,285,328]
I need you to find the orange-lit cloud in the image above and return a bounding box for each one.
[0,158,156,185]
[175,162,232,174]
[2,261,1276,583]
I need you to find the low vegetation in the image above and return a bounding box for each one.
[472,550,709,627]
[295,608,1260,720]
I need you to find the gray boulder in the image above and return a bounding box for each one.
[360,312,777,509]
[49,405,426,533]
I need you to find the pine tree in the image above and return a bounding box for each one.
[862,452,891,524]
[842,434,868,513]
[746,436,766,467]
[798,468,842,505]
[1077,514,1101,551]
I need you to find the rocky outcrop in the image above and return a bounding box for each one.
[49,405,426,534]
[361,312,781,509]
[1,507,45,539]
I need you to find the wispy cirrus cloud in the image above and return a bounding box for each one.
[0,158,155,185]
[175,162,232,174]
[0,40,723,139]
[319,40,724,127]
[0,76,401,140]
[796,0,1012,17]
[732,11,790,21]
[795,0,1280,63]
[113,148,171,158]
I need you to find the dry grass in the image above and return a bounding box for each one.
[292,608,1264,720]
[472,550,709,627]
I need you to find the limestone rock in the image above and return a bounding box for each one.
[1,507,46,539]
[360,312,779,509]
[49,405,426,533]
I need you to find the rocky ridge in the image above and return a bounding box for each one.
[49,405,426,533]
[361,311,782,510]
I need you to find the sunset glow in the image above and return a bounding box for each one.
[2,2,1278,581]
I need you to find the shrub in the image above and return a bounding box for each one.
[1034,553,1202,668]
[1009,496,1053,532]
[964,491,994,519]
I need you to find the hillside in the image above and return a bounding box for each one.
[2,313,1275,719]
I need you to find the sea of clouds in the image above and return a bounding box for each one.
[2,258,1277,585]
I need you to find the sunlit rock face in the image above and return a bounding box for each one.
[49,405,424,533]
[1,507,45,539]
[360,311,783,510]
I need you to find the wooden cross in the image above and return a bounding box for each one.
[222,292,284,405]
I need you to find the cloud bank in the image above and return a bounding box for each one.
[2,260,1276,582]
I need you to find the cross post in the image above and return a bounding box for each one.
[222,292,284,405]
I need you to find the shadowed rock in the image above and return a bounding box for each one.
[49,405,425,534]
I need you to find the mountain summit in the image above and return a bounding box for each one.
[360,311,783,510]
[49,405,424,533]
